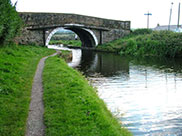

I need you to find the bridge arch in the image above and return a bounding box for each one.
[46,25,98,47]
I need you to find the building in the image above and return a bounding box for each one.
[153,25,182,32]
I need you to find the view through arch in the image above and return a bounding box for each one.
[46,26,98,47]
[46,28,82,47]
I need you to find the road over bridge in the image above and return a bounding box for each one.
[17,12,131,47]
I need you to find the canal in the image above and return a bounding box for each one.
[50,45,182,136]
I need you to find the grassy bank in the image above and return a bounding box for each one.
[43,56,132,136]
[97,29,182,58]
[49,39,82,47]
[0,45,55,136]
[58,50,72,62]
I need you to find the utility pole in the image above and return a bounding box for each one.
[144,12,152,29]
[168,2,174,31]
[177,2,181,29]
[14,0,18,7]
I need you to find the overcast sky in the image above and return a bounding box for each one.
[11,0,182,28]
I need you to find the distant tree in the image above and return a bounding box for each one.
[0,0,22,45]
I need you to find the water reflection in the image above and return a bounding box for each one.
[73,50,182,136]
[48,45,182,136]
[67,49,81,68]
[76,50,129,77]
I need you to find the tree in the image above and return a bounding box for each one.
[0,0,22,45]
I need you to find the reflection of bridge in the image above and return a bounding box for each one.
[67,49,129,77]
[17,12,130,47]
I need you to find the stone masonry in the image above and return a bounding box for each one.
[17,12,131,47]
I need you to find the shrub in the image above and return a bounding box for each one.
[97,29,182,58]
[0,0,22,45]
[128,31,182,58]
[132,28,153,36]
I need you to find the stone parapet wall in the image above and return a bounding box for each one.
[19,12,130,30]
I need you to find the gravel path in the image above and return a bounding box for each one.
[26,52,58,136]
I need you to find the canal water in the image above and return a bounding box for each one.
[49,45,182,136]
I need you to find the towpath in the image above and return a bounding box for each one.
[25,52,58,136]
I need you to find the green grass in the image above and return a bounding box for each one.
[97,30,182,58]
[43,56,132,136]
[0,45,55,136]
[96,29,153,53]
[49,40,82,47]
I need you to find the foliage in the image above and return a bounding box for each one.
[51,33,75,41]
[0,0,22,45]
[131,28,153,36]
[49,39,82,47]
[97,30,182,58]
[43,56,132,136]
[96,29,152,53]
[0,45,55,136]
[126,31,182,57]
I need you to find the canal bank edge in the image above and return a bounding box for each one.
[62,29,182,58]
[43,56,132,136]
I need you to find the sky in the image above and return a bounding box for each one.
[11,0,182,28]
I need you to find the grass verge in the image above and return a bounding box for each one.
[0,45,55,136]
[43,56,132,136]
[97,29,182,58]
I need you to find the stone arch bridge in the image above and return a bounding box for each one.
[17,12,130,47]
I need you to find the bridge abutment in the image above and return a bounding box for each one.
[16,28,45,46]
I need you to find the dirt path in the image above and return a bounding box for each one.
[26,52,58,136]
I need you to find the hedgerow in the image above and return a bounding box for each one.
[97,29,182,58]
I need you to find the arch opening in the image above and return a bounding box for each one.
[46,26,98,47]
[46,28,81,47]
